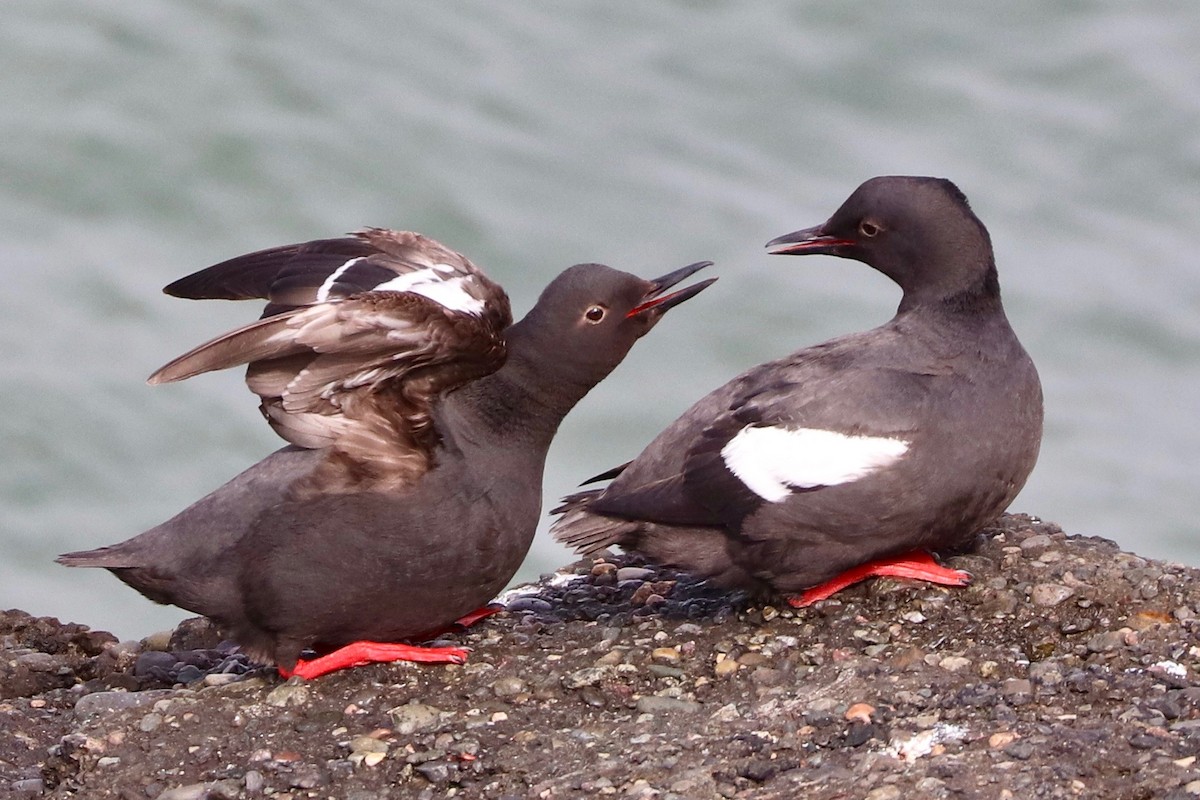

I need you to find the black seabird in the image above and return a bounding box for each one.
[553,176,1043,606]
[59,229,714,678]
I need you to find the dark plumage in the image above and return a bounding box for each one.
[553,177,1043,604]
[59,229,714,675]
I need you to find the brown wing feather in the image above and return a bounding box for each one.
[152,234,511,494]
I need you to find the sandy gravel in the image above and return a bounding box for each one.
[4,513,1200,799]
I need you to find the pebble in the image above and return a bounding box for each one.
[74,689,174,719]
[635,696,702,714]
[714,659,739,677]
[563,666,612,689]
[864,786,902,800]
[388,702,443,735]
[243,770,265,793]
[710,703,740,722]
[265,682,309,708]
[1003,739,1037,760]
[1087,629,1133,653]
[139,712,163,732]
[989,731,1019,748]
[157,782,239,800]
[202,673,239,687]
[141,629,174,652]
[1000,678,1032,704]
[939,656,971,672]
[1019,534,1053,550]
[14,652,58,672]
[1030,583,1074,607]
[616,567,654,582]
[491,676,527,697]
[651,647,681,663]
[844,703,874,723]
[415,760,454,784]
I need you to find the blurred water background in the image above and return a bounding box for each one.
[3,2,1199,639]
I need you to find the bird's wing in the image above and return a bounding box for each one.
[150,230,512,491]
[584,332,938,529]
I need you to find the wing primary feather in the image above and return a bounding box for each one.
[148,310,304,385]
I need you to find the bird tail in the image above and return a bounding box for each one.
[550,489,640,554]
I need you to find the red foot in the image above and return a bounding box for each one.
[788,550,971,609]
[278,641,469,681]
[448,604,504,630]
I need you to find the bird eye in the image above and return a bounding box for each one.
[584,305,606,323]
[859,220,881,237]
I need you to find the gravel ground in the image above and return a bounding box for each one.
[4,513,1200,799]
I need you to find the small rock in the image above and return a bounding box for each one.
[243,770,265,794]
[635,696,702,714]
[939,656,971,672]
[1001,678,1033,703]
[388,702,443,734]
[865,786,902,800]
[1087,629,1133,653]
[265,682,310,708]
[74,689,173,719]
[1003,739,1037,760]
[989,731,1019,748]
[288,764,328,789]
[714,659,739,677]
[710,703,741,722]
[1030,583,1074,607]
[139,713,163,732]
[202,673,240,687]
[491,676,527,697]
[845,703,875,723]
[651,647,681,663]
[616,567,654,582]
[142,629,174,652]
[14,652,58,672]
[563,666,612,689]
[415,760,454,784]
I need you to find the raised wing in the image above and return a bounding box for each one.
[150,229,512,492]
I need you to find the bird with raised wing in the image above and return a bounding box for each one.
[60,229,714,678]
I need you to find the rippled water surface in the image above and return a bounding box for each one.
[3,2,1199,638]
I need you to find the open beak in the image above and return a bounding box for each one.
[766,225,854,256]
[626,261,716,318]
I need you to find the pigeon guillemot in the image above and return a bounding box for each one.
[553,176,1043,606]
[59,229,714,678]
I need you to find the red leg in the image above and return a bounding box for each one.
[279,641,469,681]
[788,550,971,609]
[276,606,502,680]
[448,604,504,630]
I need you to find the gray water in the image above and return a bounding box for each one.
[3,2,1199,640]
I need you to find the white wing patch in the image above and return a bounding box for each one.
[374,270,485,315]
[721,425,910,502]
[315,257,365,302]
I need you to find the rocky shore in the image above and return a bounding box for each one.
[4,514,1200,799]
